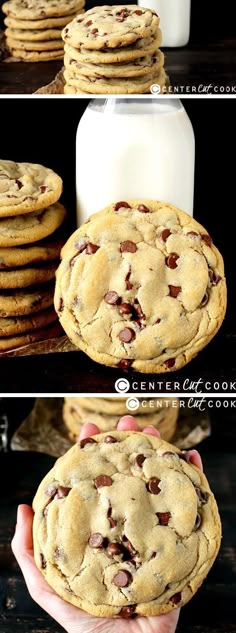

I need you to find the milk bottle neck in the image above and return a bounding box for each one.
[88,98,184,116]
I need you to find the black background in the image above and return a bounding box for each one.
[0,0,235,39]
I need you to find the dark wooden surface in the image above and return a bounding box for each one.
[0,330,236,394]
[0,405,235,633]
[0,38,236,94]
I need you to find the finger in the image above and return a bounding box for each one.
[11,507,89,626]
[117,416,139,431]
[79,423,100,440]
[12,504,34,552]
[183,449,203,471]
[142,426,160,437]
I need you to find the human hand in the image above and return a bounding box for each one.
[12,416,203,633]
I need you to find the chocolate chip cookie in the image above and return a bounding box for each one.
[64,66,167,94]
[0,261,58,289]
[64,32,162,63]
[0,320,62,352]
[0,239,63,269]
[0,160,62,217]
[55,200,227,374]
[0,305,57,336]
[4,14,79,30]
[62,6,160,51]
[0,203,66,247]
[64,50,164,78]
[33,431,221,618]
[9,48,64,60]
[63,397,179,441]
[0,282,54,317]
[6,37,64,50]
[2,0,85,19]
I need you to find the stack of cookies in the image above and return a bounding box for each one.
[2,0,85,62]
[62,5,167,94]
[0,159,66,353]
[63,397,179,442]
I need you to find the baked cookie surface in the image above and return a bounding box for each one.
[55,200,226,373]
[33,431,221,618]
[62,6,160,50]
[0,160,62,217]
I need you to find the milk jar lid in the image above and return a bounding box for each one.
[88,98,184,116]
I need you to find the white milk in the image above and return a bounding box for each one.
[76,99,195,225]
[138,0,191,47]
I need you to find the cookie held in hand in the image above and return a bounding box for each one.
[33,431,221,618]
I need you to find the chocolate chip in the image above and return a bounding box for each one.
[59,297,64,312]
[119,605,137,619]
[123,538,136,557]
[89,533,105,548]
[169,285,181,298]
[135,454,146,467]
[57,486,71,499]
[114,201,131,211]
[209,270,221,286]
[113,570,132,587]
[195,513,202,529]
[95,475,113,488]
[104,291,120,305]
[125,269,133,290]
[156,318,161,324]
[119,328,135,343]
[170,592,181,605]
[166,253,179,269]
[85,20,92,25]
[187,231,198,236]
[201,292,209,307]
[201,233,212,246]
[40,185,47,193]
[134,9,143,14]
[16,179,23,189]
[164,358,175,369]
[120,241,137,253]
[80,437,97,448]
[151,552,157,559]
[148,477,161,495]
[104,435,117,443]
[157,511,171,525]
[133,300,145,320]
[86,242,99,254]
[107,505,117,528]
[117,359,133,370]
[40,553,47,569]
[91,28,98,34]
[106,542,123,557]
[161,229,172,242]
[118,303,133,315]
[196,488,209,504]
[138,204,149,213]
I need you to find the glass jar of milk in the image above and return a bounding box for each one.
[76,98,195,226]
[138,0,191,47]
